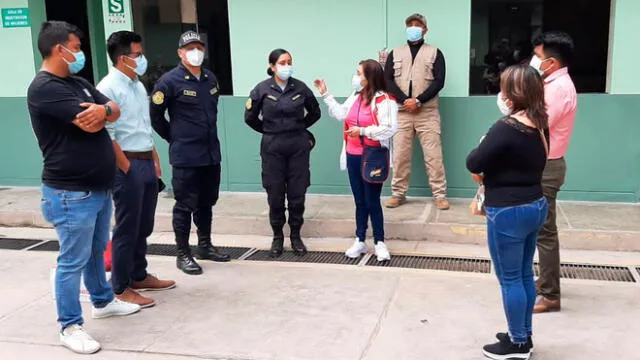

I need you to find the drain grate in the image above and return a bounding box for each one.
[246,250,360,265]
[0,238,42,250]
[366,255,492,273]
[30,240,60,251]
[146,244,251,260]
[534,263,635,283]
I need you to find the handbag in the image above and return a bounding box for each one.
[356,95,390,184]
[469,125,549,216]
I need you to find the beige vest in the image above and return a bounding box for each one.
[392,44,439,108]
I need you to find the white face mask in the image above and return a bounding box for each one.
[497,92,512,116]
[529,55,551,76]
[352,75,364,92]
[185,48,204,67]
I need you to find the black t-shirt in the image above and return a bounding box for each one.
[27,71,116,191]
[466,117,548,207]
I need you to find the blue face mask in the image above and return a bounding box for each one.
[126,54,148,76]
[276,65,293,80]
[406,26,423,42]
[62,46,86,74]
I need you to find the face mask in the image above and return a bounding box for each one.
[497,93,512,116]
[529,55,551,76]
[406,26,423,42]
[276,65,293,80]
[185,49,204,67]
[352,75,364,92]
[62,46,85,74]
[125,55,148,76]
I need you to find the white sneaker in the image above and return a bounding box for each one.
[92,298,141,319]
[60,324,101,354]
[345,239,367,258]
[374,242,391,262]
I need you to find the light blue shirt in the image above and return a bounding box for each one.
[97,68,154,152]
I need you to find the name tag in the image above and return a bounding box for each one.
[83,89,92,98]
[210,87,218,95]
[267,95,278,101]
[292,94,301,101]
[183,90,197,97]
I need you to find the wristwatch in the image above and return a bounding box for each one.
[104,104,112,117]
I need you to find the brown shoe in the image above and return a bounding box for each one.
[436,198,450,210]
[385,197,407,208]
[116,288,155,309]
[131,274,176,292]
[533,295,560,313]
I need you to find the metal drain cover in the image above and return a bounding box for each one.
[146,244,251,260]
[246,250,360,265]
[366,255,491,273]
[534,263,636,283]
[0,238,41,250]
[29,240,60,251]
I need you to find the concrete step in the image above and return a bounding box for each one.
[1,188,639,252]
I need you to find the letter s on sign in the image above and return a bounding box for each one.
[109,0,123,13]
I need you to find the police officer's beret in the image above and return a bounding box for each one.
[306,130,316,150]
[178,30,205,48]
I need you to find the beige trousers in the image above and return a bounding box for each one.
[390,106,447,199]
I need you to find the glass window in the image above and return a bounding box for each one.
[469,0,612,95]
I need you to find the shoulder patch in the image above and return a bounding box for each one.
[152,91,164,105]
[245,98,252,110]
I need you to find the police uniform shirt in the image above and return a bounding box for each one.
[245,77,321,134]
[150,63,221,167]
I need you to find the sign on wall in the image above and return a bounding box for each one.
[107,0,126,25]
[1,8,30,28]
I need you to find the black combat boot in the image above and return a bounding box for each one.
[270,227,285,258]
[290,228,307,256]
[195,233,231,262]
[176,239,202,275]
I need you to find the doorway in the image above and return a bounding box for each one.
[45,0,95,84]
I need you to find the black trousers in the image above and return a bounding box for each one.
[111,159,158,295]
[261,132,310,234]
[171,165,221,245]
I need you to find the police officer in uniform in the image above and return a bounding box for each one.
[150,31,230,275]
[245,49,321,258]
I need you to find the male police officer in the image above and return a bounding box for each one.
[150,31,230,275]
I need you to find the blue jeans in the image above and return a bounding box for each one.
[346,154,384,243]
[40,185,114,330]
[486,197,548,344]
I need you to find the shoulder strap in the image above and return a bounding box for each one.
[539,129,549,157]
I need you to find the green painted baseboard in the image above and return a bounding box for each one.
[1,94,639,202]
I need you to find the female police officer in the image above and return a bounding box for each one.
[245,49,321,258]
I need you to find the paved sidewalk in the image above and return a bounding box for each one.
[1,235,639,360]
[1,187,640,251]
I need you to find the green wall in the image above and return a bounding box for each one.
[608,0,640,94]
[3,95,639,202]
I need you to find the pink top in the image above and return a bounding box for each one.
[345,96,378,155]
[544,67,577,159]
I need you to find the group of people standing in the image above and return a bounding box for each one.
[26,11,576,360]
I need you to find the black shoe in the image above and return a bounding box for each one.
[482,339,531,359]
[270,236,284,258]
[290,236,307,256]
[496,332,534,352]
[176,250,203,275]
[195,244,231,262]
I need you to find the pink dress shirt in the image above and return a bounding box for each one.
[544,67,577,159]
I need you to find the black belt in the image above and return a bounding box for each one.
[123,151,153,160]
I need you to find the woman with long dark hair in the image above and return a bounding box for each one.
[466,64,549,360]
[314,60,398,261]
[245,49,321,258]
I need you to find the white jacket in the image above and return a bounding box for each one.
[322,91,398,170]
